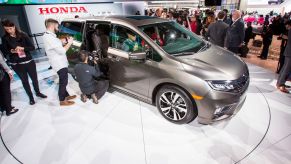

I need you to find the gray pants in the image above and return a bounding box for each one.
[277,57,291,86]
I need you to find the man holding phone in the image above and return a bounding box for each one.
[43,18,76,106]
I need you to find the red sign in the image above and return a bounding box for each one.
[38,6,88,15]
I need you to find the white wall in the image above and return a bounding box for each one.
[24,3,123,48]
[246,6,281,15]
[246,0,290,14]
[240,0,248,11]
[284,0,291,12]
[24,3,123,35]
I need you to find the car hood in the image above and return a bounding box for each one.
[177,45,248,80]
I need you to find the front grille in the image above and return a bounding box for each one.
[232,71,249,93]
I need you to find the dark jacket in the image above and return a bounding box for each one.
[262,25,273,45]
[225,18,245,48]
[244,26,253,43]
[207,20,229,47]
[284,29,291,57]
[74,63,103,95]
[224,17,232,25]
[195,20,203,35]
[2,32,35,64]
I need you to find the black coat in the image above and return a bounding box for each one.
[244,26,253,43]
[74,63,103,95]
[2,32,35,64]
[225,18,245,48]
[262,25,273,45]
[207,20,229,47]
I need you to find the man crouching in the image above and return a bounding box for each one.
[74,50,109,104]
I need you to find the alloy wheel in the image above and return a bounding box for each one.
[159,91,187,121]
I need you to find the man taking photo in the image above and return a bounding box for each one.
[43,18,77,106]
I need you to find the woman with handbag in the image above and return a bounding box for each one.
[0,50,18,116]
[1,19,47,105]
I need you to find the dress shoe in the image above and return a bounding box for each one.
[91,94,98,104]
[60,100,75,106]
[6,108,19,116]
[66,95,77,101]
[277,86,289,93]
[36,92,47,98]
[81,94,88,103]
[30,99,36,105]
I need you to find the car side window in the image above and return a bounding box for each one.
[60,22,83,42]
[150,50,162,62]
[112,25,144,53]
[142,27,163,62]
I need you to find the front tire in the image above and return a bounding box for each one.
[156,85,197,124]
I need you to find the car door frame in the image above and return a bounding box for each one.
[108,23,156,101]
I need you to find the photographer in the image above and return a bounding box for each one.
[74,50,109,104]
[43,18,76,106]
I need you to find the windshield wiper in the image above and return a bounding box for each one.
[172,52,194,56]
[197,42,211,53]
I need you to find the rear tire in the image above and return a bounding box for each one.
[156,85,197,124]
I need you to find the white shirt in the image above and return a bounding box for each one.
[42,31,69,72]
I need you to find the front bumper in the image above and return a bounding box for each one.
[197,81,249,125]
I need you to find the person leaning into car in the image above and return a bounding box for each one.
[74,50,109,104]
[42,18,76,106]
[1,19,47,105]
[0,50,19,116]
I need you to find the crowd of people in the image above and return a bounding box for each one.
[145,8,291,93]
[0,18,109,116]
[0,8,291,116]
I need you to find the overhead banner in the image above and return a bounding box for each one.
[0,0,108,4]
[24,3,123,34]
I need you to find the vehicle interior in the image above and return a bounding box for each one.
[82,22,111,79]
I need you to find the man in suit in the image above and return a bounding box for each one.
[207,11,229,47]
[277,20,291,93]
[225,10,245,54]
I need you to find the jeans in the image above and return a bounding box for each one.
[57,68,70,101]
[11,60,40,100]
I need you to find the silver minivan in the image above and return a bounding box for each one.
[60,16,249,124]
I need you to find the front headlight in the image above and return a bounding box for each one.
[207,80,235,92]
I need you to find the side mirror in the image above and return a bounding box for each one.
[129,52,146,63]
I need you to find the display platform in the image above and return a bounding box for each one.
[0,60,291,164]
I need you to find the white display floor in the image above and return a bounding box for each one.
[0,60,291,164]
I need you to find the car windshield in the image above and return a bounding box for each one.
[139,21,206,56]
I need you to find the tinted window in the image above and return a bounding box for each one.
[112,25,145,53]
[140,22,205,56]
[60,22,83,42]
